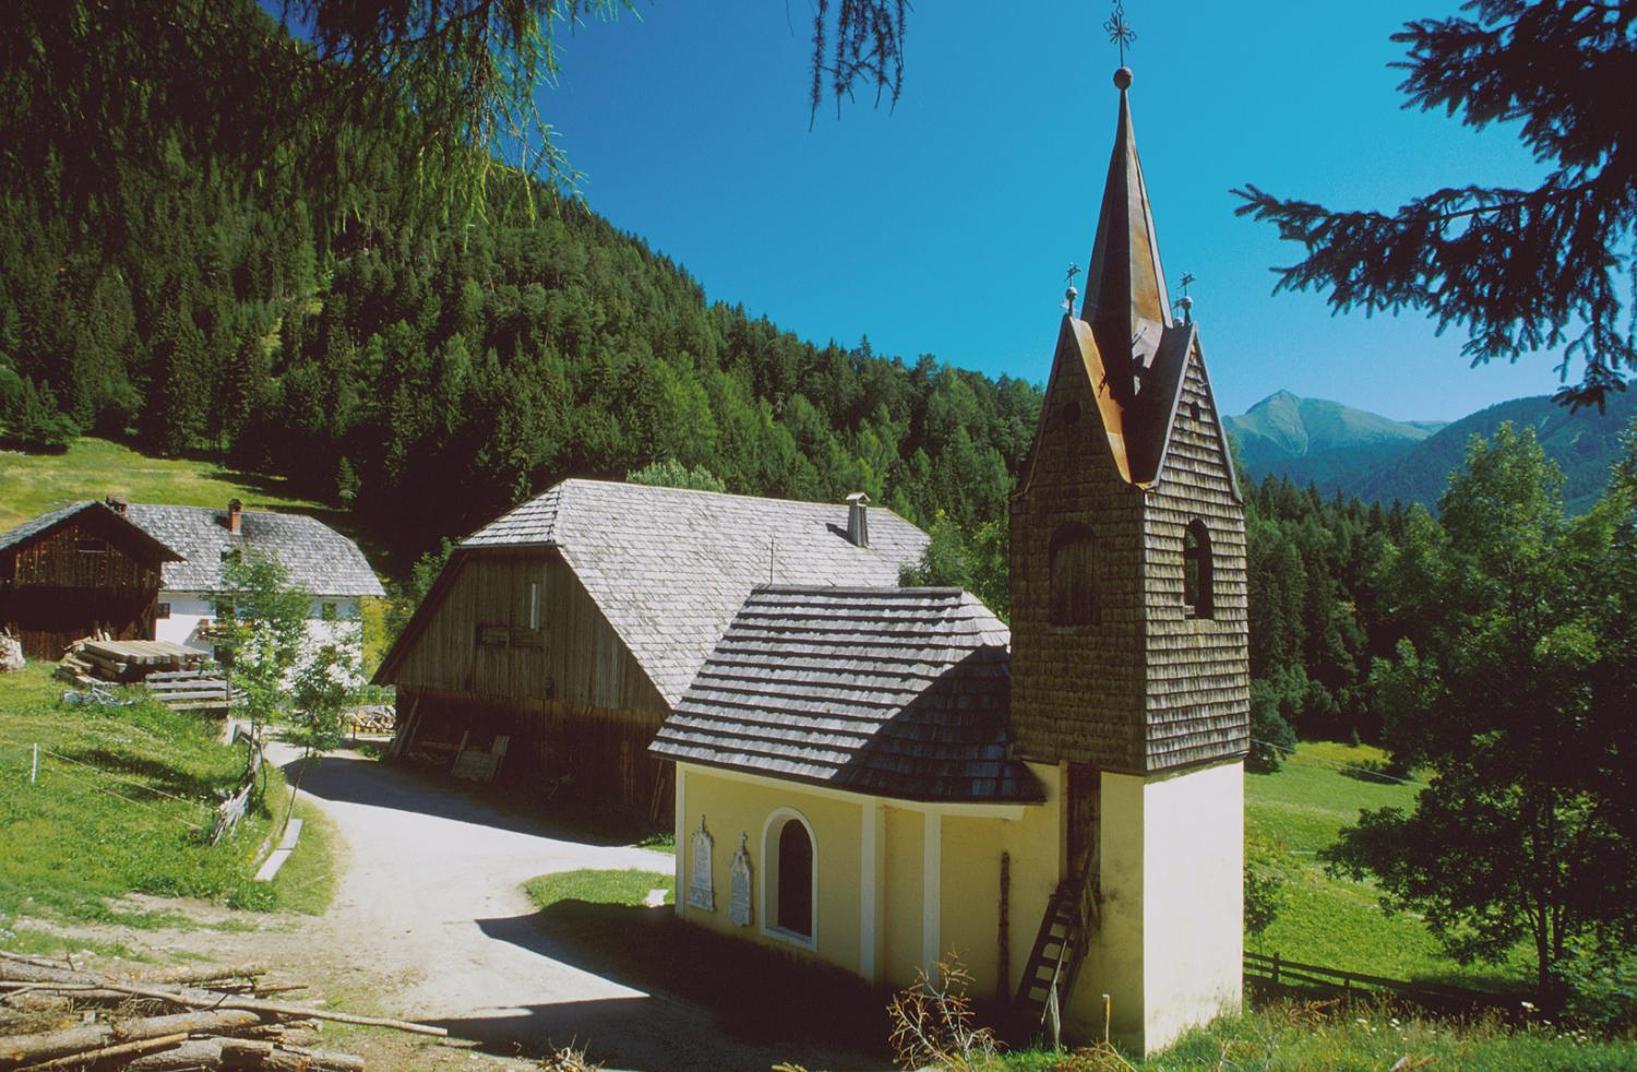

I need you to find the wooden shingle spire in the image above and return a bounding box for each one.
[1082,67,1171,407]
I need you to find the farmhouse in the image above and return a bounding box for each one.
[649,67,1249,1056]
[373,480,929,820]
[0,498,382,660]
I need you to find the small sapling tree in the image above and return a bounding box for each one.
[284,624,365,833]
[212,552,309,781]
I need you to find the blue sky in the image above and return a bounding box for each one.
[533,1,1561,422]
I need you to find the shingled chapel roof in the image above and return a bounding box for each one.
[650,585,1040,804]
[378,480,930,705]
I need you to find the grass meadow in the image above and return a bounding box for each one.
[524,868,675,910]
[0,663,334,949]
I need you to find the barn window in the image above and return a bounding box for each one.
[77,537,108,554]
[475,623,510,647]
[1049,523,1098,626]
[155,603,171,620]
[1183,520,1214,619]
[761,808,817,947]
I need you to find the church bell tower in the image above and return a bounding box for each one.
[1009,64,1250,1054]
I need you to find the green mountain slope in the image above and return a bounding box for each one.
[1224,391,1445,489]
[1354,391,1637,513]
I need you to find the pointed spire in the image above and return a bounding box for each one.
[1081,67,1171,404]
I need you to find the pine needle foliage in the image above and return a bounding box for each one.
[1234,1,1637,410]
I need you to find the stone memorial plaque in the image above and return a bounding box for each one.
[729,833,753,927]
[688,815,715,911]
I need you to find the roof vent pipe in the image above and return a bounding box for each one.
[845,492,870,549]
[227,499,243,536]
[104,495,128,516]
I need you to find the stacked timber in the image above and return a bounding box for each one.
[53,639,239,715]
[0,951,443,1070]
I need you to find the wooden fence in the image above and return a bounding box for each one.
[1244,951,1517,1014]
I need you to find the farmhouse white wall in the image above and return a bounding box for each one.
[154,590,363,655]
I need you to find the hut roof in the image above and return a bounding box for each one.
[379,479,929,704]
[123,505,384,598]
[650,585,1040,804]
[0,501,183,563]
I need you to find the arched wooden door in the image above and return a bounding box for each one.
[776,818,813,937]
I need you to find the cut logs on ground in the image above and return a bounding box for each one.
[0,951,442,1070]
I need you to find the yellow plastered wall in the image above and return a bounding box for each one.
[678,765,863,972]
[1073,762,1243,1055]
[882,804,924,987]
[992,762,1063,999]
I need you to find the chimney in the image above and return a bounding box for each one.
[104,495,127,516]
[845,492,870,549]
[227,499,243,536]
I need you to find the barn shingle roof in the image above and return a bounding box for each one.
[0,501,183,561]
[441,480,930,706]
[650,586,1040,804]
[123,505,384,598]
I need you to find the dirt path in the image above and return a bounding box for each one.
[261,745,888,1071]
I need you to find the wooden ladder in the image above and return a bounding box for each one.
[1014,866,1096,1038]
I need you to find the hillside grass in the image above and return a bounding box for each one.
[0,437,327,532]
[1245,741,1530,992]
[0,663,334,940]
[1002,1001,1631,1071]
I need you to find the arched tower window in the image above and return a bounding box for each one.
[1183,520,1213,619]
[1049,523,1098,626]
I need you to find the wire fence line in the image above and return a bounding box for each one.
[0,740,210,833]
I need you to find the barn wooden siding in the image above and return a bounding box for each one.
[1140,345,1251,770]
[0,513,164,659]
[1009,321,1150,772]
[388,548,672,815]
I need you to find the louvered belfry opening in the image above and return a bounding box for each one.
[776,819,813,937]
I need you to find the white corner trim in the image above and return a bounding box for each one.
[674,765,687,920]
[760,805,819,951]
[860,799,883,983]
[922,811,942,976]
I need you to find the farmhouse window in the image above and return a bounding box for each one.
[155,603,171,620]
[1049,523,1099,626]
[776,819,814,938]
[1183,520,1214,619]
[77,537,108,554]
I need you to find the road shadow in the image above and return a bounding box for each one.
[432,900,894,1071]
[277,752,655,847]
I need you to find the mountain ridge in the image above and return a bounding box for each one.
[1226,389,1632,512]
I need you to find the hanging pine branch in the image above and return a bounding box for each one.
[1234,1,1636,411]
[809,0,910,127]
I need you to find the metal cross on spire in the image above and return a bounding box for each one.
[1104,0,1136,67]
[1175,272,1197,324]
[1062,262,1081,314]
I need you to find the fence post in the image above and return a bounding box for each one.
[1271,951,1280,987]
[1344,975,1352,1004]
[31,743,38,785]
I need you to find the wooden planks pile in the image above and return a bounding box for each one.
[0,950,444,1069]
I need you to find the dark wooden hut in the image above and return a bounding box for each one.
[374,479,930,820]
[0,501,183,659]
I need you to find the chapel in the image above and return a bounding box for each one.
[649,64,1249,1056]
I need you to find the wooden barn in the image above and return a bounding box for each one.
[374,480,930,820]
[0,501,183,659]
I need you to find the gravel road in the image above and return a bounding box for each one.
[270,744,889,1071]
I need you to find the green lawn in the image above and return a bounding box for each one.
[0,663,334,941]
[1245,742,1530,992]
[523,868,675,910]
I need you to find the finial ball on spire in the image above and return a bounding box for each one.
[1113,66,1133,90]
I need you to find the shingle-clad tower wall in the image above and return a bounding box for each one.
[1009,68,1248,776]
